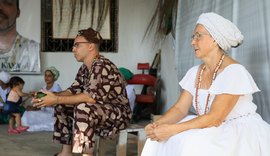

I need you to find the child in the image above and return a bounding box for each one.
[4,76,32,134]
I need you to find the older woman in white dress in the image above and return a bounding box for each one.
[142,12,270,156]
[22,66,62,131]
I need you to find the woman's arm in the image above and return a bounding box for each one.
[151,94,240,141]
[177,94,240,129]
[145,90,193,140]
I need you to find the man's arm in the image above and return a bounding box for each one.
[56,92,96,105]
[33,90,96,108]
[54,90,73,96]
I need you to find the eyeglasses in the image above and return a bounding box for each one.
[191,32,210,41]
[72,42,91,48]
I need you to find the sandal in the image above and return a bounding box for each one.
[16,126,29,132]
[8,128,20,134]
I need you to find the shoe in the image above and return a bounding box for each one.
[16,126,29,132]
[8,128,20,134]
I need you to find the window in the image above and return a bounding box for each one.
[41,0,118,52]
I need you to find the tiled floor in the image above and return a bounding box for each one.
[0,121,148,156]
[0,124,61,156]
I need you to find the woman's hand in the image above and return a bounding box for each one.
[145,122,160,141]
[152,124,178,141]
[145,123,178,142]
[32,90,58,108]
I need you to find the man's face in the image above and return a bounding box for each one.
[0,0,20,32]
[72,36,92,62]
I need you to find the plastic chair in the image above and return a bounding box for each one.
[127,63,157,122]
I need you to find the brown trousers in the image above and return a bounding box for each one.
[53,103,131,154]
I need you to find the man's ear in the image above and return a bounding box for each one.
[88,43,95,51]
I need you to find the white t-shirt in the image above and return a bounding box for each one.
[0,86,10,107]
[0,34,40,73]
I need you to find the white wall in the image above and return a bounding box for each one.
[16,0,179,115]
[17,0,40,43]
[160,35,179,112]
[17,0,159,93]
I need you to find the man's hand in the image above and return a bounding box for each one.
[32,90,58,108]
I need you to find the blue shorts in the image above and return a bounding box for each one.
[3,101,20,115]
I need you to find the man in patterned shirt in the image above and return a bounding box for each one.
[33,27,132,156]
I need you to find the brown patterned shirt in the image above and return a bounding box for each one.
[68,55,130,108]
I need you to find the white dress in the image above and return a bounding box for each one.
[141,64,270,156]
[22,83,62,131]
[126,85,136,112]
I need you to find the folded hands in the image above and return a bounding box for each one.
[145,122,177,142]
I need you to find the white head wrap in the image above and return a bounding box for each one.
[45,66,60,81]
[196,12,244,51]
[0,71,11,84]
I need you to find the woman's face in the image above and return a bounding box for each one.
[191,24,216,59]
[44,70,55,85]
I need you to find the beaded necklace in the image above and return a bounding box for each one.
[195,54,225,115]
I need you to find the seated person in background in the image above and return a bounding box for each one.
[119,67,136,112]
[4,76,32,134]
[22,66,62,131]
[0,71,11,124]
[125,85,136,112]
[0,71,11,108]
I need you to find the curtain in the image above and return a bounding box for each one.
[175,0,270,123]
